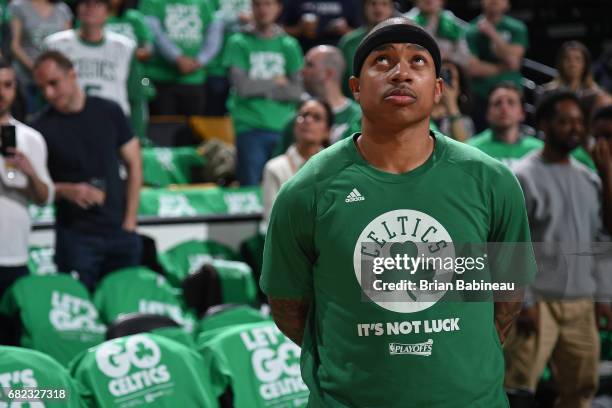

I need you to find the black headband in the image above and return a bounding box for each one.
[353,23,441,78]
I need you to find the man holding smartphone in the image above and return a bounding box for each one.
[32,50,142,292]
[0,59,53,298]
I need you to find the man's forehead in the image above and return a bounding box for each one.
[372,43,428,53]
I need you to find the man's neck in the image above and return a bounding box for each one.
[484,12,503,24]
[492,125,521,144]
[357,118,434,174]
[61,90,87,114]
[79,26,104,43]
[295,142,320,161]
[541,143,570,164]
[0,113,11,125]
[255,23,276,38]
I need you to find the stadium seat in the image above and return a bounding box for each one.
[194,304,270,340]
[141,146,206,187]
[147,115,199,147]
[94,267,196,333]
[27,246,58,275]
[69,333,218,407]
[0,275,105,366]
[189,115,235,145]
[197,321,309,408]
[158,239,239,286]
[0,345,83,407]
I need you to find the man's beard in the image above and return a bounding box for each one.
[548,132,581,155]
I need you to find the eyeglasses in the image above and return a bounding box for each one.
[296,111,325,123]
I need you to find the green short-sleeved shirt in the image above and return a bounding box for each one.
[139,0,213,84]
[338,26,367,97]
[223,31,304,134]
[468,129,543,167]
[261,132,536,407]
[205,0,251,77]
[0,275,106,367]
[106,10,153,47]
[465,15,529,97]
[0,346,84,407]
[93,267,196,333]
[69,333,217,407]
[197,321,309,408]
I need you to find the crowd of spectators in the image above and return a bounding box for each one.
[0,0,611,406]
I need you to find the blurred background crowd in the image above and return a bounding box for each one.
[0,0,611,407]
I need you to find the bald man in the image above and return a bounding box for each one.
[274,45,362,155]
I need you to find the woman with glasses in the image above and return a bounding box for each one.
[262,98,333,229]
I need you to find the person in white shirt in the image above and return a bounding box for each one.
[43,0,146,139]
[262,98,332,228]
[0,59,53,297]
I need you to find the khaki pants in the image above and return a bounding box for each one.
[504,300,600,408]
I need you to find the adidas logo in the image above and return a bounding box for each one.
[345,188,365,203]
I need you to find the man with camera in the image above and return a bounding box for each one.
[0,58,53,298]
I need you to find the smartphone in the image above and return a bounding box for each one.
[440,67,453,86]
[0,125,16,157]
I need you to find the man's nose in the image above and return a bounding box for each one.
[390,59,414,83]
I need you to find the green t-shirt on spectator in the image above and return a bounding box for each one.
[261,133,536,407]
[140,0,213,84]
[94,267,196,333]
[468,129,543,167]
[196,305,269,336]
[223,30,304,134]
[197,321,309,408]
[206,0,251,77]
[106,9,153,47]
[159,239,239,286]
[465,15,529,98]
[339,26,367,97]
[0,346,84,407]
[70,333,218,407]
[0,275,106,367]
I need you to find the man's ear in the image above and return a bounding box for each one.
[349,76,360,102]
[433,78,443,105]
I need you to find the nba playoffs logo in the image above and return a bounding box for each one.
[353,209,455,313]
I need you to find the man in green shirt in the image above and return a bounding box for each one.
[469,82,542,167]
[224,0,303,185]
[338,0,397,97]
[406,0,503,83]
[204,0,251,115]
[140,0,221,115]
[261,17,535,407]
[275,45,361,156]
[465,0,528,132]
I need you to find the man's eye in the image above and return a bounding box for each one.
[413,55,426,65]
[376,55,389,64]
